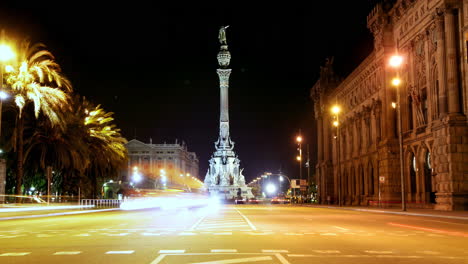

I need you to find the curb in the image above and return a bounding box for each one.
[0,208,119,221]
[315,206,468,220]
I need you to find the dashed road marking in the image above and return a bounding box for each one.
[142,233,161,236]
[262,249,289,253]
[159,250,186,253]
[364,250,393,254]
[333,226,349,231]
[313,250,341,253]
[105,250,134,254]
[0,252,31,256]
[53,251,81,255]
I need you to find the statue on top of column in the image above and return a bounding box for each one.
[219,25,230,45]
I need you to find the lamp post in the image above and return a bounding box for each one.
[0,38,14,202]
[331,105,341,206]
[279,175,291,197]
[389,54,406,211]
[296,135,302,181]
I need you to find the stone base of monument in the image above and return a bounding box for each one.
[207,186,254,200]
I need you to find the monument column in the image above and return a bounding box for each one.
[435,11,448,116]
[444,8,461,114]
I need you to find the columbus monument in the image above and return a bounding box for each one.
[204,26,253,200]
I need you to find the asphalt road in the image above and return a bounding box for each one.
[0,204,467,264]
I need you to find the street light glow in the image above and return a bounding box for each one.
[389,55,403,68]
[0,91,8,100]
[392,102,397,109]
[0,44,15,61]
[392,77,401,86]
[333,120,339,127]
[266,184,276,194]
[296,156,301,161]
[296,136,302,143]
[331,105,341,114]
[279,176,283,182]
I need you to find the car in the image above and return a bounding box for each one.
[271,197,290,204]
[248,198,261,204]
[234,199,245,204]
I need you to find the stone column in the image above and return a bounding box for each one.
[444,8,461,114]
[0,159,5,203]
[317,117,323,162]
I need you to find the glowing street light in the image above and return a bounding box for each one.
[331,103,342,206]
[0,44,15,62]
[389,54,406,212]
[391,77,401,86]
[266,183,277,194]
[296,136,302,143]
[296,156,301,161]
[389,55,403,68]
[331,105,341,115]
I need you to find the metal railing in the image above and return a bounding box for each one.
[80,199,121,209]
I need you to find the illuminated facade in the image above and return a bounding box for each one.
[126,139,199,181]
[311,0,468,210]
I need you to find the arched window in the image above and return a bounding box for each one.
[369,164,374,195]
[410,154,417,194]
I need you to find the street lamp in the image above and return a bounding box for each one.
[279,175,292,197]
[389,54,406,211]
[331,104,341,206]
[296,134,303,181]
[0,39,14,203]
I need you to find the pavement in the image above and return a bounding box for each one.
[0,203,466,264]
[305,204,468,220]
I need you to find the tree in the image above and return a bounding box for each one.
[4,40,72,195]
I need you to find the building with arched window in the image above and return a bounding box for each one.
[311,0,468,211]
[125,139,199,184]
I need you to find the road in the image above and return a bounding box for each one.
[0,204,467,264]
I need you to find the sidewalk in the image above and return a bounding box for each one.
[306,204,468,220]
[0,203,118,220]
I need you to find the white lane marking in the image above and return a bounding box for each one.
[364,250,393,254]
[262,250,289,253]
[0,252,31,256]
[333,226,349,231]
[37,234,54,237]
[106,233,129,236]
[74,233,90,236]
[189,215,207,231]
[158,250,185,253]
[210,249,238,253]
[320,233,337,236]
[285,233,304,236]
[197,225,249,229]
[275,253,292,264]
[191,256,273,264]
[53,251,81,255]
[247,232,274,235]
[178,232,197,236]
[105,251,134,254]
[142,233,161,236]
[235,209,257,231]
[313,250,341,253]
[214,232,232,235]
[417,251,440,255]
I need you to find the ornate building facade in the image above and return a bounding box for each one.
[125,139,199,181]
[311,0,468,210]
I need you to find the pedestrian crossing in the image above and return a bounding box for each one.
[191,209,254,231]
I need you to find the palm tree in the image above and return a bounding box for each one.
[81,100,127,197]
[4,40,72,195]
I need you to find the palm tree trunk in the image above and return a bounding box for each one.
[16,115,24,196]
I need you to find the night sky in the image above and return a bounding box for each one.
[0,3,376,182]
